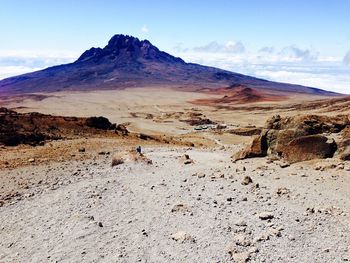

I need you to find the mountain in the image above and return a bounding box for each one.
[0,34,339,96]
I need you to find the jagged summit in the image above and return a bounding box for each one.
[0,34,339,96]
[76,34,185,64]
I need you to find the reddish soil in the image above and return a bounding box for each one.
[190,86,288,106]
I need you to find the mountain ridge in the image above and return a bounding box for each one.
[0,34,340,96]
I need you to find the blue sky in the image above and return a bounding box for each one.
[1,0,350,93]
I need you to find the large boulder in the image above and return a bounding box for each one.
[282,135,337,163]
[234,114,349,163]
[336,127,350,160]
[271,129,308,155]
[233,134,268,161]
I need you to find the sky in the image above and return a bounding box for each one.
[0,0,350,93]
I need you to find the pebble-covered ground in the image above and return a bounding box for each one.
[1,147,350,263]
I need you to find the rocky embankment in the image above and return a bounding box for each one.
[234,114,350,163]
[0,107,124,146]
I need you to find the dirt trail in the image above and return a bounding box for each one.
[1,147,349,262]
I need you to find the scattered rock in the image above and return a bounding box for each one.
[234,234,251,247]
[195,172,206,178]
[277,161,290,168]
[170,231,194,242]
[232,252,251,263]
[111,150,152,166]
[180,154,194,165]
[257,212,274,220]
[171,204,190,213]
[276,187,290,196]
[241,176,253,185]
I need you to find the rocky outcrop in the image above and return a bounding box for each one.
[233,114,349,163]
[282,135,337,163]
[85,116,115,130]
[0,107,117,146]
[337,127,350,160]
[266,114,349,134]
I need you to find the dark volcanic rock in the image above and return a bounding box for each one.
[0,107,116,146]
[85,116,114,130]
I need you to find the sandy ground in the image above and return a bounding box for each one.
[1,146,350,263]
[2,88,347,137]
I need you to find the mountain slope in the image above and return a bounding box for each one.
[0,34,339,96]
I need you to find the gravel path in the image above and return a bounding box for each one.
[1,147,350,262]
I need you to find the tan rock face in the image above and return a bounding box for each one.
[282,135,337,163]
[337,127,350,160]
[234,114,349,163]
[233,134,268,161]
[266,114,350,134]
[273,129,308,155]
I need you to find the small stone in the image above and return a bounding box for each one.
[278,161,290,168]
[248,246,259,254]
[98,222,103,227]
[254,234,269,243]
[79,147,86,153]
[28,158,35,163]
[257,212,274,220]
[197,173,206,178]
[276,187,290,196]
[235,218,247,226]
[170,231,194,242]
[268,228,281,237]
[180,154,194,165]
[234,234,251,247]
[171,204,189,213]
[232,252,250,263]
[241,176,253,185]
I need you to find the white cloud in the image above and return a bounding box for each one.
[254,68,350,94]
[172,43,349,94]
[279,46,317,62]
[343,50,350,65]
[258,46,275,53]
[0,66,42,80]
[141,25,149,33]
[0,50,78,80]
[192,41,245,54]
